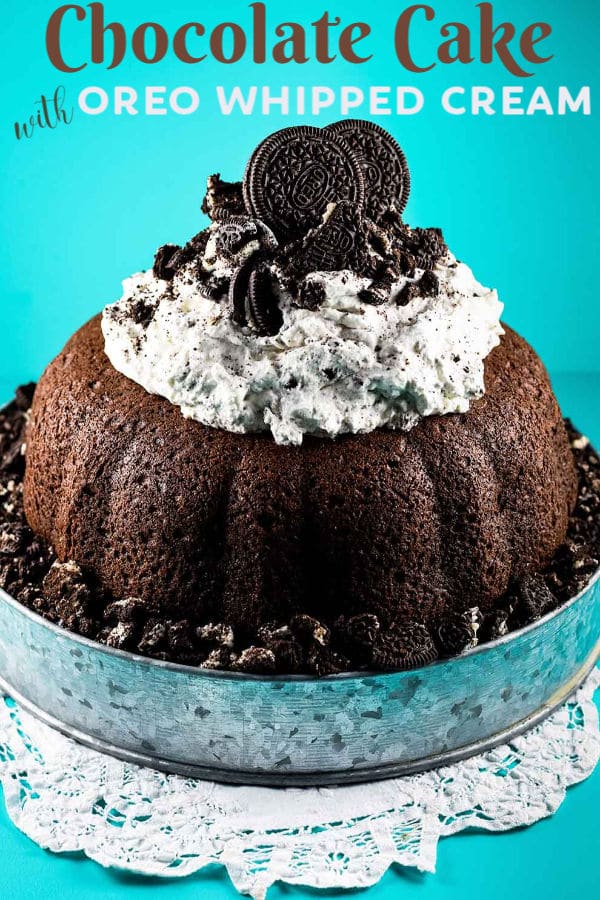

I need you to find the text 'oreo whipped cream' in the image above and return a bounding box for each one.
[102,122,504,445]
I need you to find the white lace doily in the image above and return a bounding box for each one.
[0,669,598,899]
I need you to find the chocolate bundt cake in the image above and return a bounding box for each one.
[17,122,581,671]
[24,317,576,634]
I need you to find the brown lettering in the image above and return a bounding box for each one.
[209,23,246,63]
[132,22,168,63]
[250,2,266,63]
[45,3,553,75]
[46,4,86,72]
[273,24,308,64]
[312,12,340,64]
[173,23,206,63]
[89,1,126,69]
[478,2,531,78]
[339,23,372,63]
[438,22,473,64]
[395,5,436,73]
[520,22,553,64]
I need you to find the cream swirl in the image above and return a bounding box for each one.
[101,249,503,445]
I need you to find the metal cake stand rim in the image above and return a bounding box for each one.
[1,565,598,685]
[1,638,597,786]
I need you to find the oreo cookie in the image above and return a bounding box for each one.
[105,622,137,651]
[201,174,246,221]
[397,270,440,306]
[243,126,365,241]
[478,610,509,643]
[233,646,277,674]
[164,229,210,273]
[197,275,229,303]
[508,575,557,627]
[405,227,446,271]
[334,613,380,665]
[358,280,391,306]
[138,620,167,655]
[103,597,146,625]
[153,244,180,281]
[289,613,330,647]
[228,255,257,326]
[396,281,421,307]
[299,278,327,310]
[214,215,278,259]
[300,201,366,273]
[305,202,396,281]
[419,270,439,297]
[229,255,283,336]
[269,638,304,674]
[435,611,476,656]
[371,622,438,672]
[326,119,410,221]
[247,263,283,336]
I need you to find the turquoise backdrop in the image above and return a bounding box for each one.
[0,1,598,898]
[0,0,599,396]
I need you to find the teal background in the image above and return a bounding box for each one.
[0,0,599,395]
[0,0,598,897]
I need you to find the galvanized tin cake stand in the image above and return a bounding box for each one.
[0,566,598,786]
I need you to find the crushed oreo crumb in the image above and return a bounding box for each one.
[290,614,330,647]
[103,596,147,625]
[419,270,440,297]
[153,244,181,281]
[247,262,284,336]
[299,279,327,311]
[129,297,156,329]
[334,613,380,666]
[478,610,510,643]
[1,390,599,675]
[105,621,137,650]
[507,574,557,628]
[371,623,438,671]
[233,646,277,674]
[397,281,422,307]
[435,610,477,656]
[201,174,246,221]
[358,281,390,306]
[138,620,167,655]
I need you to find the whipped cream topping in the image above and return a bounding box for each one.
[102,243,504,445]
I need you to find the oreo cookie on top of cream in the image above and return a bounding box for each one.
[102,121,503,445]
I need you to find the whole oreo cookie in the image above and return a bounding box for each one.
[243,126,365,241]
[326,120,410,221]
